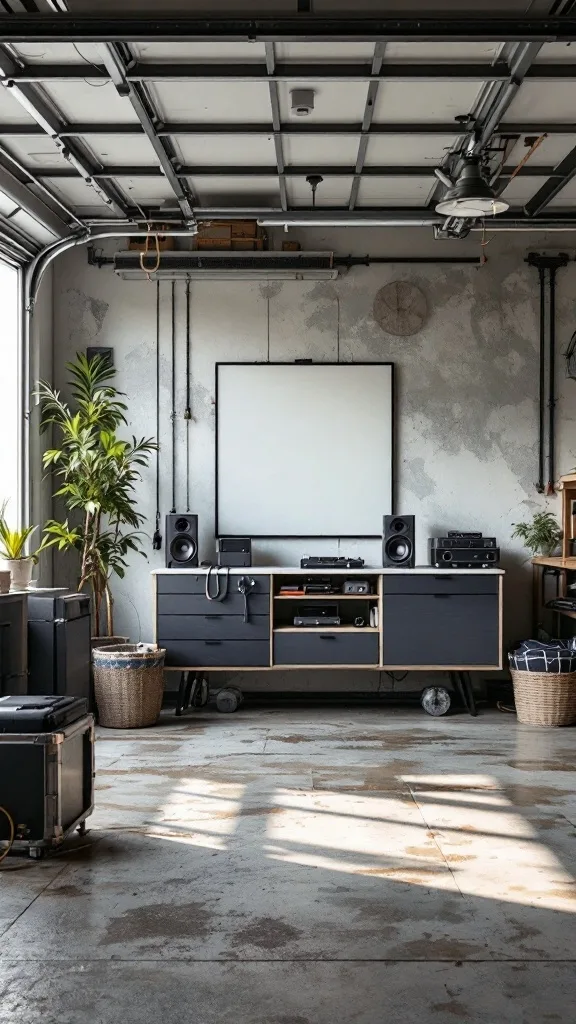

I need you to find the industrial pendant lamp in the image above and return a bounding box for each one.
[435,157,509,218]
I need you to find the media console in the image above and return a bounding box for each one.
[152,567,504,716]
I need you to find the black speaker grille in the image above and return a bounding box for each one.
[385,536,414,563]
[170,535,197,563]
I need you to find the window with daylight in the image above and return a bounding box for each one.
[0,261,20,521]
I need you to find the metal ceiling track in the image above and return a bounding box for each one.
[97,42,196,223]
[8,62,576,83]
[1,15,576,44]
[31,164,558,180]
[0,121,570,138]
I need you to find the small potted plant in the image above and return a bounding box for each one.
[512,510,562,557]
[0,501,47,590]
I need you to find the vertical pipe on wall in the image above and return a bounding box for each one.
[548,267,557,496]
[170,280,176,514]
[184,277,191,514]
[152,279,162,550]
[537,265,546,495]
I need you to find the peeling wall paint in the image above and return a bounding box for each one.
[48,236,576,690]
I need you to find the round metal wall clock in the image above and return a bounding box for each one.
[373,281,427,336]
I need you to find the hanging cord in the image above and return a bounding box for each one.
[205,565,230,602]
[479,221,496,266]
[139,224,161,282]
[153,279,162,550]
[170,280,176,514]
[184,277,192,513]
[506,133,548,184]
[0,805,15,864]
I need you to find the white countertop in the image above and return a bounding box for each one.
[152,566,504,576]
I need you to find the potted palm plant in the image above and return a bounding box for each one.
[35,353,157,638]
[0,500,47,590]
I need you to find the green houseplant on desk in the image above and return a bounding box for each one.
[512,510,562,557]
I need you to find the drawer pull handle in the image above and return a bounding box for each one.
[204,640,222,645]
[433,594,451,599]
[204,615,222,620]
[319,634,336,640]
[434,575,453,581]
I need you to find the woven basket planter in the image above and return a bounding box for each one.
[93,644,166,729]
[510,669,576,727]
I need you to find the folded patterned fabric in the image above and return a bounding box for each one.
[509,638,576,673]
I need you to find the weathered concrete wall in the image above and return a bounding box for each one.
[48,231,576,690]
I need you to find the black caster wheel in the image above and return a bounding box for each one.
[192,676,209,708]
[421,686,451,717]
[77,821,88,837]
[216,686,243,713]
[29,847,45,860]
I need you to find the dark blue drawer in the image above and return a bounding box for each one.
[274,631,379,666]
[158,614,269,641]
[162,640,270,668]
[383,594,499,666]
[383,574,499,596]
[158,593,270,616]
[157,574,270,595]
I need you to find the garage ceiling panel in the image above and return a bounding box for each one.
[505,135,576,168]
[373,81,483,122]
[150,81,272,123]
[275,42,375,60]
[189,175,279,205]
[283,134,360,165]
[500,175,550,205]
[356,176,432,206]
[382,42,502,60]
[82,134,160,164]
[506,82,576,121]
[365,134,456,165]
[132,42,267,61]
[112,176,176,203]
[11,42,102,64]
[277,81,369,123]
[41,81,139,123]
[0,89,36,124]
[548,177,576,207]
[4,136,69,170]
[42,176,110,209]
[173,134,276,166]
[287,176,353,205]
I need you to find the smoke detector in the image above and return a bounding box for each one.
[291,89,315,117]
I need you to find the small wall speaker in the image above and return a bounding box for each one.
[166,513,198,568]
[383,515,415,568]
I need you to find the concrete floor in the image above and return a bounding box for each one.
[1,706,576,1023]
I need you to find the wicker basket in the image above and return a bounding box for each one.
[510,669,576,727]
[93,644,166,729]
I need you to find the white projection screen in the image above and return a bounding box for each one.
[216,363,394,537]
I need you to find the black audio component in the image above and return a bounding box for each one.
[303,582,337,595]
[300,556,365,570]
[429,544,500,568]
[217,537,252,567]
[435,536,496,549]
[343,580,371,595]
[294,604,341,628]
[166,514,198,568]
[447,531,481,538]
[383,515,415,568]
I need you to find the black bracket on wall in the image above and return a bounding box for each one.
[526,252,569,495]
